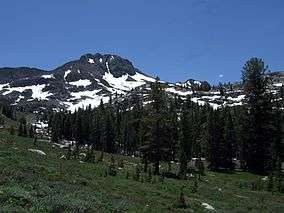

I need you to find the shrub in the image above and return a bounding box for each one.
[133,165,142,181]
[108,155,117,176]
[192,176,198,193]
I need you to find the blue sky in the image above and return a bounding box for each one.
[0,0,283,84]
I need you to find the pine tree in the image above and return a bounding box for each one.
[179,96,193,178]
[168,96,179,162]
[214,109,226,170]
[18,116,27,137]
[235,106,250,170]
[29,124,35,138]
[219,83,225,96]
[242,58,274,174]
[206,108,218,170]
[274,102,284,191]
[74,110,84,145]
[33,135,38,146]
[223,108,235,170]
[142,77,170,175]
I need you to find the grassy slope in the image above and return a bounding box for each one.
[0,130,283,212]
[0,114,18,128]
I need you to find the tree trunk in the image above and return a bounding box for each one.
[154,159,160,175]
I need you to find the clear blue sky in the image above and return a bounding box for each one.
[0,0,283,84]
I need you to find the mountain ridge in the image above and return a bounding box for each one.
[0,53,282,112]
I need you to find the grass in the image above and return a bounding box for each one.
[0,129,283,212]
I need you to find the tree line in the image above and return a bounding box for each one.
[48,58,283,178]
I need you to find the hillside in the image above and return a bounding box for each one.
[0,54,283,113]
[0,129,283,212]
[0,53,257,112]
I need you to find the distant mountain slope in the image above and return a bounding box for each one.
[0,53,282,112]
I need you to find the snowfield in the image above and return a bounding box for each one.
[103,72,145,91]
[41,74,54,79]
[69,89,102,100]
[88,58,95,64]
[63,95,110,112]
[227,95,246,102]
[165,87,193,96]
[0,83,9,90]
[69,79,92,87]
[2,84,52,101]
[64,70,72,80]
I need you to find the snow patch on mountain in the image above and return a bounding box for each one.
[273,83,283,87]
[64,70,72,80]
[2,84,52,100]
[103,72,145,91]
[69,79,92,87]
[41,74,54,79]
[176,81,191,87]
[227,95,246,102]
[201,95,221,100]
[14,95,25,103]
[88,58,95,64]
[131,72,156,83]
[106,62,110,72]
[0,83,9,90]
[194,80,201,86]
[69,89,102,100]
[191,97,220,110]
[61,71,157,111]
[64,93,110,112]
[165,87,193,96]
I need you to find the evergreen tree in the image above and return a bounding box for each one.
[18,116,27,137]
[74,110,84,145]
[242,58,274,174]
[219,83,225,96]
[29,124,35,138]
[168,96,179,162]
[206,108,218,170]
[274,102,284,190]
[142,77,170,175]
[235,106,250,170]
[102,101,116,153]
[179,96,193,177]
[223,108,235,170]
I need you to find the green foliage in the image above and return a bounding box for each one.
[133,164,142,181]
[0,130,283,212]
[242,58,275,174]
[178,187,188,208]
[9,125,15,135]
[108,155,117,176]
[267,174,274,192]
[192,175,198,193]
[98,151,104,162]
[18,116,27,137]
[66,144,72,160]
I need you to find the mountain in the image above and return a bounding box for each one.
[0,53,156,111]
[0,53,282,112]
